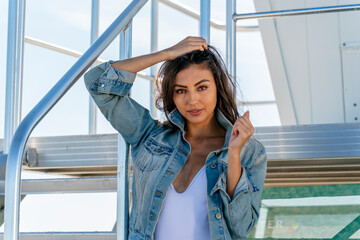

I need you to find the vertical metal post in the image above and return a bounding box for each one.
[117,21,132,240]
[4,0,25,155]
[14,0,25,139]
[88,0,99,134]
[119,22,132,59]
[200,0,210,42]
[226,0,236,80]
[4,0,26,237]
[150,0,158,118]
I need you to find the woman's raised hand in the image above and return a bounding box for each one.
[111,36,207,73]
[164,36,208,60]
[228,111,254,154]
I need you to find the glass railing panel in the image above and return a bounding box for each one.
[247,184,360,239]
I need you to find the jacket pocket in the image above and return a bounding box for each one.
[135,137,172,172]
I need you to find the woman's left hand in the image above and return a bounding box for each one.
[228,111,254,154]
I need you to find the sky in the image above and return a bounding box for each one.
[0,0,280,232]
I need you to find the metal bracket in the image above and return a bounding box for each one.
[0,152,7,179]
[24,148,38,167]
[341,41,360,52]
[123,19,133,31]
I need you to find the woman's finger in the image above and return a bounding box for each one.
[242,113,253,126]
[232,118,253,136]
[239,120,252,135]
[241,117,254,132]
[236,117,251,130]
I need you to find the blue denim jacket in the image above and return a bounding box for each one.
[84,61,268,240]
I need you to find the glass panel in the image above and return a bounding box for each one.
[247,184,360,239]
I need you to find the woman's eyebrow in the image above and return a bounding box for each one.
[174,79,210,88]
[174,84,187,88]
[194,79,210,86]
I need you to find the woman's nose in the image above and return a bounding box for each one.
[187,91,199,104]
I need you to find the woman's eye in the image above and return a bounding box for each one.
[175,89,185,94]
[198,86,207,91]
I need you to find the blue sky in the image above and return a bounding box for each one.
[0,0,280,232]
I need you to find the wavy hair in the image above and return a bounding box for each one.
[155,45,240,129]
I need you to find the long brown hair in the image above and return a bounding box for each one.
[155,45,239,129]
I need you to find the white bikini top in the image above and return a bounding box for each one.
[154,165,211,240]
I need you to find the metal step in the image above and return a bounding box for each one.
[0,231,116,240]
[0,177,117,194]
[1,122,360,187]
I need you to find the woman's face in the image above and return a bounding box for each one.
[173,64,217,128]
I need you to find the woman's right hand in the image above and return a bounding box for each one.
[111,36,208,73]
[164,36,208,60]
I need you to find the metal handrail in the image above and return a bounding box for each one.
[24,36,105,65]
[24,36,154,82]
[4,0,148,239]
[159,0,259,31]
[234,4,360,21]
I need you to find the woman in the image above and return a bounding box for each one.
[84,36,267,240]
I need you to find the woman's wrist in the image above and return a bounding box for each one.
[158,49,173,61]
[228,146,242,159]
[160,48,177,61]
[110,50,170,73]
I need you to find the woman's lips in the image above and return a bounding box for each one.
[188,109,202,116]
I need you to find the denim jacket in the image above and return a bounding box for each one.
[84,60,268,240]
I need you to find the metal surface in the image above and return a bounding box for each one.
[23,134,118,169]
[117,22,132,240]
[234,4,360,21]
[4,1,149,239]
[0,177,117,194]
[14,0,25,143]
[0,121,358,188]
[237,100,276,106]
[24,148,37,167]
[25,36,153,81]
[226,0,236,85]
[4,0,25,154]
[89,0,100,135]
[200,0,210,42]
[117,137,130,240]
[257,122,360,160]
[24,37,105,65]
[150,0,158,118]
[0,232,116,240]
[159,0,258,32]
[256,122,360,187]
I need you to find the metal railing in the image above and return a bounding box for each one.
[17,0,260,136]
[233,4,360,20]
[4,1,360,239]
[4,0,148,239]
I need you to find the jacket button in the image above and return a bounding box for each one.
[211,163,217,169]
[157,147,163,152]
[215,213,222,219]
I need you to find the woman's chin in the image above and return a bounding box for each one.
[185,114,211,125]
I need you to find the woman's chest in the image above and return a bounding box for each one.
[172,137,225,193]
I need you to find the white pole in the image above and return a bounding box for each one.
[88,0,99,134]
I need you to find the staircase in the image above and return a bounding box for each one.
[2,0,360,239]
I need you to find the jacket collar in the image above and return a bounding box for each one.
[168,108,235,150]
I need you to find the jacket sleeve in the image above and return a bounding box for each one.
[84,60,160,147]
[210,143,267,239]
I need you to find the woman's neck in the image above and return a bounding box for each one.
[185,115,226,139]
